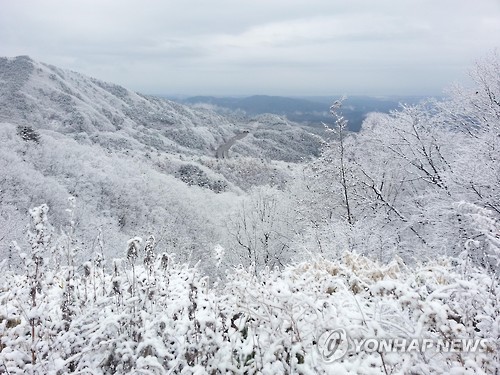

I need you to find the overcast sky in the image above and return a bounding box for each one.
[1,0,499,96]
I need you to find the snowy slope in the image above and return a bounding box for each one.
[0,56,322,160]
[0,56,316,266]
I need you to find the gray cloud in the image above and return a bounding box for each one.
[0,0,499,95]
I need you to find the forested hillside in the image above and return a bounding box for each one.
[0,56,321,268]
[0,54,498,374]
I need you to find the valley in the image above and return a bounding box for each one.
[0,55,498,374]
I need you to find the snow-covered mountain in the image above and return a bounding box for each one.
[0,56,323,266]
[0,54,499,375]
[0,56,322,160]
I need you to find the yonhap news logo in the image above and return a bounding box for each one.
[316,328,490,363]
[317,328,350,362]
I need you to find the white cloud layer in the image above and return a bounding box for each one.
[1,0,499,95]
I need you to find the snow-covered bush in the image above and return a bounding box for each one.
[1,208,498,374]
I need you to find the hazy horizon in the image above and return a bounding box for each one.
[157,93,432,100]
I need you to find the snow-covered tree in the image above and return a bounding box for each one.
[227,186,296,273]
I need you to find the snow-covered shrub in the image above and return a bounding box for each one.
[176,164,228,193]
[17,125,40,143]
[1,221,498,374]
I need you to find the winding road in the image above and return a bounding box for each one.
[215,131,249,159]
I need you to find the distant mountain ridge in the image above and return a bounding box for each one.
[184,95,326,115]
[176,94,425,131]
